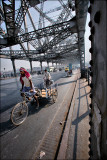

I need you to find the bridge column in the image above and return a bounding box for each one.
[11,58,16,77]
[29,59,33,74]
[79,36,85,78]
[40,61,43,72]
[47,61,49,68]
[77,30,85,78]
[52,61,54,66]
[56,62,57,68]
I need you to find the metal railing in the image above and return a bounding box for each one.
[81,67,91,85]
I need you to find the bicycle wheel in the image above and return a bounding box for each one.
[11,102,28,126]
[52,89,58,103]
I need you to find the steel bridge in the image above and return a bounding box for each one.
[0,0,89,76]
[0,1,107,159]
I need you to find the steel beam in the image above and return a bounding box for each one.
[34,5,55,24]
[0,43,78,60]
[2,0,15,37]
[11,58,16,77]
[75,0,89,78]
[15,0,30,35]
[0,17,77,49]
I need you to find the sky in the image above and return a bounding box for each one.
[0,1,91,72]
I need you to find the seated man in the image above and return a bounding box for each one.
[19,67,39,109]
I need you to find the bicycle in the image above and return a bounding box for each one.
[11,83,58,126]
[10,89,41,126]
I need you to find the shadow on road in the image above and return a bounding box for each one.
[58,80,76,86]
[0,98,55,137]
[28,98,55,115]
[0,119,17,137]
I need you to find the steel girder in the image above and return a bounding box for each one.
[2,0,30,37]
[0,5,4,20]
[0,17,77,49]
[15,0,30,35]
[1,0,44,38]
[44,6,62,14]
[0,5,5,37]
[19,28,40,49]
[37,1,75,57]
[0,0,77,58]
[2,0,15,37]
[75,0,89,77]
[0,43,78,60]
[34,5,55,24]
[29,50,79,62]
[0,0,88,68]
[41,27,77,52]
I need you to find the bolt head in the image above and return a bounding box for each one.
[88,21,92,27]
[94,11,101,23]
[88,6,92,14]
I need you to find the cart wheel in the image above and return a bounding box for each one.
[11,102,28,126]
[52,89,58,103]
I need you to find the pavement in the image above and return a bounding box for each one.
[32,70,91,160]
[58,77,91,160]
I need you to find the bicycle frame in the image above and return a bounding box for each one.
[20,91,36,102]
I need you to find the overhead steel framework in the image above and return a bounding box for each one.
[0,0,89,77]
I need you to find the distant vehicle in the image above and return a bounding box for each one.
[59,68,62,71]
[37,71,41,75]
[61,67,64,70]
[65,66,69,72]
[49,67,54,72]
[53,68,57,72]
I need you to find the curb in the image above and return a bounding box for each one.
[57,76,79,159]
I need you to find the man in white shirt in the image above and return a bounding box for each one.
[43,69,51,88]
[20,67,39,108]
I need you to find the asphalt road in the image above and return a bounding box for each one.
[0,70,66,160]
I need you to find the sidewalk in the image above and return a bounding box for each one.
[58,78,91,160]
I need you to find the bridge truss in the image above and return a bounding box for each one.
[0,0,89,76]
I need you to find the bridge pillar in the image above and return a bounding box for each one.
[11,59,16,77]
[78,33,85,78]
[56,62,57,68]
[52,61,54,66]
[29,59,33,74]
[40,61,42,72]
[47,61,49,68]
[89,1,107,159]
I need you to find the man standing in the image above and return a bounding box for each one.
[43,69,51,88]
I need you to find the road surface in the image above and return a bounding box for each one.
[0,70,69,159]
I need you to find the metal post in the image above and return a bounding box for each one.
[78,35,85,78]
[56,62,57,68]
[52,61,54,66]
[29,59,33,74]
[47,61,49,68]
[40,61,42,72]
[88,70,90,85]
[11,58,16,77]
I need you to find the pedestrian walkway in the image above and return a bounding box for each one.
[58,78,91,160]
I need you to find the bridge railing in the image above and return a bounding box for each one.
[81,68,91,85]
[85,68,91,85]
